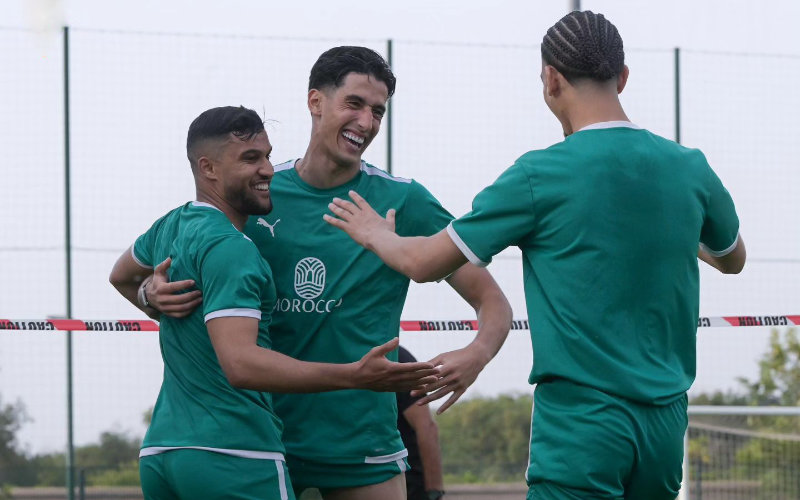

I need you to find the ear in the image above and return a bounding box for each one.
[617,65,630,94]
[308,88,323,117]
[543,65,563,98]
[196,156,218,181]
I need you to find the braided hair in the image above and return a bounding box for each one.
[541,11,624,83]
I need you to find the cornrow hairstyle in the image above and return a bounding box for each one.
[541,10,624,83]
[186,106,265,167]
[309,46,396,97]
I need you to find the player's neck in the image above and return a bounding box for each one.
[195,191,246,231]
[296,145,361,189]
[564,95,629,135]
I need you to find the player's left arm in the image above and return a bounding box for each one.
[415,263,512,413]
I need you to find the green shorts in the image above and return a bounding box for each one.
[139,448,295,500]
[526,379,687,500]
[286,454,409,496]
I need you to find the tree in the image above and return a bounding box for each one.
[739,328,800,408]
[28,430,141,487]
[76,430,141,487]
[0,395,33,485]
[688,328,800,499]
[437,393,532,483]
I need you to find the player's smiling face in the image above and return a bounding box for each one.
[220,131,274,216]
[311,72,389,168]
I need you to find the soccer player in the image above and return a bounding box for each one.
[109,106,438,500]
[145,48,512,500]
[324,12,746,500]
[397,346,445,500]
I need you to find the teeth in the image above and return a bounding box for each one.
[254,183,270,191]
[342,131,365,145]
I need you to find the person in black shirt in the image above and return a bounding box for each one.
[397,346,445,500]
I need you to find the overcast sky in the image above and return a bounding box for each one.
[2,0,799,53]
[1,0,799,454]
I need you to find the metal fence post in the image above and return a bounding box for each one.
[386,38,393,175]
[78,468,86,500]
[62,25,75,500]
[674,47,681,144]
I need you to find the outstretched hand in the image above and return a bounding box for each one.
[411,344,492,414]
[323,190,396,249]
[147,257,203,318]
[353,337,440,392]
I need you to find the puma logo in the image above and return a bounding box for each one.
[257,218,280,237]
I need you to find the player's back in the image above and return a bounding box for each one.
[520,125,730,404]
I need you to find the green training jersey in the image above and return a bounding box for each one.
[449,123,739,405]
[133,201,284,457]
[244,160,452,464]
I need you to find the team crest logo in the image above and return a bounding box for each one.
[294,257,326,299]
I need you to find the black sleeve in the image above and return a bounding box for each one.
[396,346,422,413]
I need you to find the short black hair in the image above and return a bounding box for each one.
[309,46,396,97]
[186,106,265,167]
[541,11,624,83]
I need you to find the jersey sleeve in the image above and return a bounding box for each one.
[448,162,535,266]
[199,235,268,323]
[397,180,454,237]
[700,165,740,256]
[131,213,171,269]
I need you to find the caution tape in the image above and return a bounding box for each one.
[403,315,800,331]
[0,319,159,332]
[1,315,799,333]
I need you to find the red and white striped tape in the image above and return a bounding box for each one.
[1,315,799,333]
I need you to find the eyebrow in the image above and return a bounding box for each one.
[346,94,386,115]
[239,147,271,158]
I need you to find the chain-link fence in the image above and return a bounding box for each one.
[1,26,799,498]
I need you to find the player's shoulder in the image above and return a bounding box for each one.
[360,160,413,186]
[271,159,298,184]
[273,159,297,174]
[149,203,188,228]
[142,202,197,243]
[181,203,256,251]
[504,146,557,177]
[358,160,434,201]
[635,130,711,169]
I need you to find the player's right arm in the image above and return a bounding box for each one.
[206,319,438,393]
[698,235,746,274]
[109,246,161,320]
[697,162,746,274]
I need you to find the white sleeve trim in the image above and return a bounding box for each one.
[130,246,153,269]
[700,233,740,257]
[204,308,261,322]
[446,222,490,268]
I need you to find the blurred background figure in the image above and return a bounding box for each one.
[398,346,445,500]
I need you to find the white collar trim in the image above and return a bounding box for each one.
[578,121,641,132]
[191,201,222,212]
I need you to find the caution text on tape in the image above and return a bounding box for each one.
[1,316,799,332]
